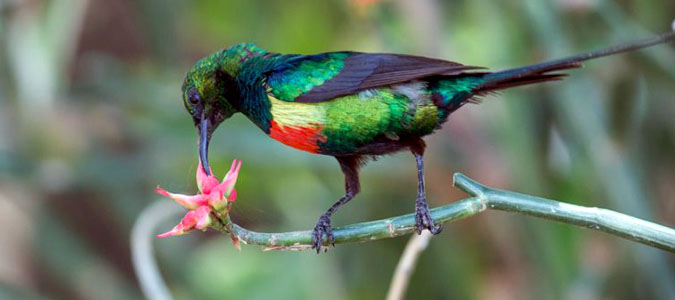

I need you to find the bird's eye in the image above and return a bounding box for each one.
[188,89,200,105]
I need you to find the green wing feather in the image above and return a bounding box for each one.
[265,52,481,103]
[266,53,353,101]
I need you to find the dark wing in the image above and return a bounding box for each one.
[265,52,483,103]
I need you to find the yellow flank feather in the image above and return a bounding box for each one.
[268,95,327,128]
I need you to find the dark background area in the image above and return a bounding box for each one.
[0,0,674,299]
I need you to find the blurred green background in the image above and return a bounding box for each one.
[1,0,674,299]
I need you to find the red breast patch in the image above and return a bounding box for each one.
[269,120,326,153]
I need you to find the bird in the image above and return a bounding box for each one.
[181,30,674,252]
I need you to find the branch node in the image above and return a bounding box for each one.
[386,220,396,237]
[453,173,488,198]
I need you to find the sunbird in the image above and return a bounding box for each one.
[181,30,674,252]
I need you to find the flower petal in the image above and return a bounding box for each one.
[156,213,197,238]
[227,188,237,202]
[208,185,237,210]
[197,161,219,193]
[155,186,207,209]
[222,159,242,196]
[208,185,228,210]
[156,206,212,238]
[192,206,213,230]
[157,226,185,238]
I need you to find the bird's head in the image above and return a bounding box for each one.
[182,43,266,175]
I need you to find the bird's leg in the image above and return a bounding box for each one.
[411,143,443,235]
[312,156,361,253]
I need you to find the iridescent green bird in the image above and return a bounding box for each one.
[181,31,674,252]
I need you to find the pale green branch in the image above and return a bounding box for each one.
[212,173,675,252]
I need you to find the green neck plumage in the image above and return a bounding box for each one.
[219,43,268,75]
[221,44,276,133]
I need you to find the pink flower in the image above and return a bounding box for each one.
[156,159,242,238]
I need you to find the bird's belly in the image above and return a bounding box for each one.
[266,92,440,155]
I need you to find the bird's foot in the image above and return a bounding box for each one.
[415,197,443,235]
[312,214,335,253]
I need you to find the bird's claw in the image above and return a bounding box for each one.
[415,197,443,235]
[312,214,335,253]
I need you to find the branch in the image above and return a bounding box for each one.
[131,201,183,300]
[386,231,433,300]
[211,173,675,252]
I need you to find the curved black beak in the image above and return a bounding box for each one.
[199,115,211,176]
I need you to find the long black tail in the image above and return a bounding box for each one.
[474,30,675,92]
